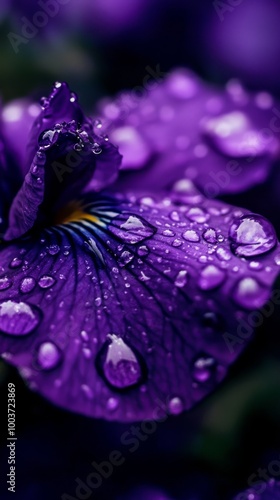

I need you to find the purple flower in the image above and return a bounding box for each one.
[0,82,279,422]
[97,68,280,198]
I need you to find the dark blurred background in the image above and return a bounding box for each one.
[1,1,280,499]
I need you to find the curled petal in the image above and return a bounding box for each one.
[4,85,122,241]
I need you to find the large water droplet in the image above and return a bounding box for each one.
[198,265,225,290]
[110,214,156,244]
[0,300,41,336]
[20,277,36,294]
[229,214,277,257]
[192,356,216,382]
[232,277,270,310]
[36,341,61,370]
[183,229,200,242]
[100,334,143,389]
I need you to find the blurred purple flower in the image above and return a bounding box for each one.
[96,69,280,198]
[204,0,280,90]
[0,82,279,422]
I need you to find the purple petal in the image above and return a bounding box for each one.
[97,69,280,196]
[0,191,279,421]
[26,82,86,168]
[4,84,122,241]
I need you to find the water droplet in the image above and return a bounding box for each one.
[198,265,225,290]
[118,251,134,267]
[229,214,277,257]
[232,277,270,310]
[35,151,46,165]
[40,96,49,109]
[38,129,59,149]
[47,245,60,256]
[20,277,36,293]
[95,297,102,307]
[0,277,12,291]
[192,356,216,382]
[163,229,175,237]
[80,330,89,342]
[94,119,102,129]
[69,92,77,103]
[111,214,155,244]
[168,397,183,415]
[137,245,149,257]
[187,207,209,223]
[203,228,217,244]
[107,397,119,411]
[92,142,102,155]
[10,258,23,269]
[201,312,225,333]
[0,300,41,336]
[216,247,232,261]
[175,270,188,288]
[38,275,56,289]
[169,210,180,222]
[100,334,143,389]
[183,230,200,242]
[172,238,183,247]
[139,272,150,282]
[36,341,61,370]
[81,384,93,399]
[274,254,280,266]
